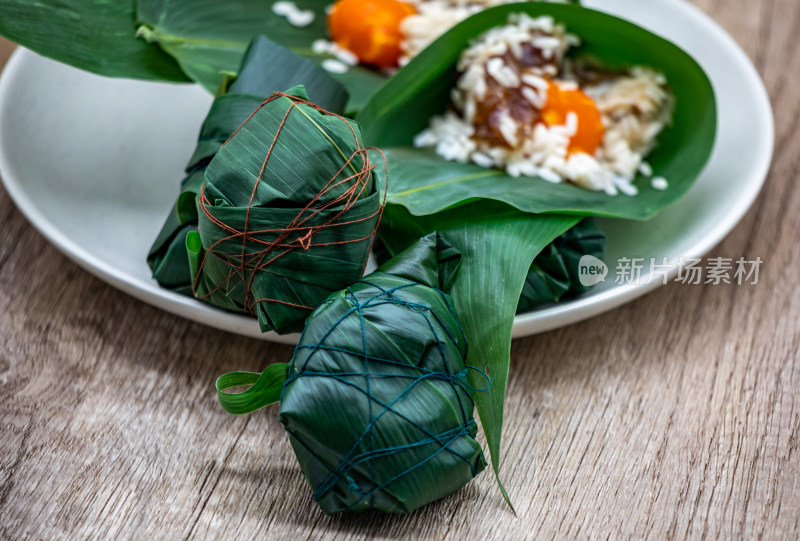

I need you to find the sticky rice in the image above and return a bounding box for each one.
[399,0,568,65]
[412,13,674,195]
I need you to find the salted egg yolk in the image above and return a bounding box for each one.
[327,0,415,69]
[541,82,605,155]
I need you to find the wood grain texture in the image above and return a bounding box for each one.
[0,0,799,537]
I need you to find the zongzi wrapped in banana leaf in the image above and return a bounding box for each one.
[217,233,487,514]
[148,35,348,296]
[149,38,378,334]
[188,85,383,334]
[517,218,606,313]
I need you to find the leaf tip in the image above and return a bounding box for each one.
[495,471,517,516]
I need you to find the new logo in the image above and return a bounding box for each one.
[578,255,608,287]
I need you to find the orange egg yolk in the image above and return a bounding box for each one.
[327,0,415,69]
[541,82,605,155]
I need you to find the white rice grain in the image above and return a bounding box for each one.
[521,86,545,108]
[522,73,548,91]
[497,110,519,146]
[312,40,358,66]
[565,112,579,137]
[614,177,639,196]
[287,9,315,27]
[536,167,563,184]
[272,1,294,16]
[472,152,495,168]
[272,1,315,28]
[311,39,332,54]
[322,59,349,74]
[333,47,359,66]
[651,176,669,190]
[486,57,520,88]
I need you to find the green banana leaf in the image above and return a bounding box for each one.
[148,36,348,295]
[135,0,384,113]
[189,86,381,334]
[0,1,581,113]
[357,3,717,220]
[135,1,580,113]
[378,203,580,507]
[0,0,188,82]
[373,218,607,314]
[517,218,606,313]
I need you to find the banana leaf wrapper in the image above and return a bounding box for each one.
[517,218,606,313]
[277,233,487,514]
[148,35,348,296]
[188,86,381,333]
[372,219,606,314]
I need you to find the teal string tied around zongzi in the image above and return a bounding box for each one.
[216,233,490,514]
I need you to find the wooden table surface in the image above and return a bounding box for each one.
[1,1,798,538]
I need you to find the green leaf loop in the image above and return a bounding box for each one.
[216,363,289,415]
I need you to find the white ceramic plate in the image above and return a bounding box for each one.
[0,0,773,344]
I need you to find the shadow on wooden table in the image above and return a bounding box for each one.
[211,415,498,536]
[219,459,493,538]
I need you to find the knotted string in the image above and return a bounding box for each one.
[193,91,389,315]
[283,278,490,511]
